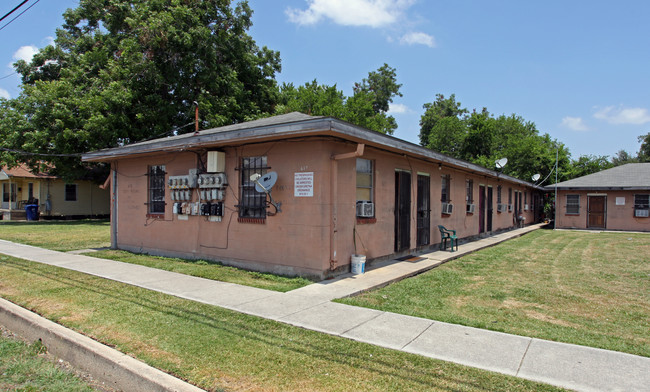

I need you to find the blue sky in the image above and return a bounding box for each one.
[2,0,649,159]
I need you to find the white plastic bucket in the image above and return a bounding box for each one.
[351,254,366,275]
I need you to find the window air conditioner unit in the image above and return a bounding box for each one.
[634,209,649,217]
[524,204,529,211]
[356,201,374,217]
[442,203,453,215]
[508,204,513,212]
[497,203,507,213]
[466,203,475,214]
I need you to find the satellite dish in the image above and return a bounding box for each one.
[532,173,541,182]
[249,171,282,214]
[495,158,508,169]
[252,172,278,193]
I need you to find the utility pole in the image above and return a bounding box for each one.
[554,148,558,229]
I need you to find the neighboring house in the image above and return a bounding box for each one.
[0,164,110,220]
[82,112,543,278]
[548,163,650,232]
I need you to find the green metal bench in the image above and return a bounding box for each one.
[438,225,458,252]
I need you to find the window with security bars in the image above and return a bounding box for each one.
[148,165,166,214]
[634,194,649,217]
[497,185,502,204]
[239,156,268,219]
[566,194,580,214]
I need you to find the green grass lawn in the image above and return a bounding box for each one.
[0,256,563,392]
[340,229,650,357]
[0,328,96,392]
[0,220,111,251]
[89,249,312,292]
[0,220,311,292]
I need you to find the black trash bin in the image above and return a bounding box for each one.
[25,204,39,221]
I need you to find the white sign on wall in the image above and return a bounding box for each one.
[294,172,314,197]
[616,197,625,205]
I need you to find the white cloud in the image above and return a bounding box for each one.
[0,88,10,100]
[399,31,435,47]
[43,36,55,47]
[388,103,410,114]
[286,0,414,28]
[13,45,39,63]
[561,116,589,131]
[594,105,650,125]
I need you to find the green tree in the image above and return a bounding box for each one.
[275,81,346,117]
[461,108,496,161]
[611,149,638,166]
[1,0,281,180]
[419,94,468,146]
[353,63,402,114]
[275,64,402,135]
[637,132,650,162]
[566,155,613,179]
[418,94,571,182]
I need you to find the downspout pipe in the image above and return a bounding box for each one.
[330,143,365,271]
[111,162,118,249]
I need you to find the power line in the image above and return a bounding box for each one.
[0,0,40,32]
[0,72,17,80]
[0,0,30,23]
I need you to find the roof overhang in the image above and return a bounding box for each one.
[82,115,544,190]
[546,186,650,191]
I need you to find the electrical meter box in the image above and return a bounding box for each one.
[207,151,226,173]
[198,173,227,188]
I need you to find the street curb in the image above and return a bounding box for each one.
[0,297,205,392]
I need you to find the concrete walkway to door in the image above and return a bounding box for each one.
[0,224,648,392]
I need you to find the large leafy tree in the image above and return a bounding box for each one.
[352,63,402,114]
[637,132,650,162]
[566,155,613,178]
[1,0,281,180]
[419,95,571,182]
[275,64,402,135]
[419,93,467,146]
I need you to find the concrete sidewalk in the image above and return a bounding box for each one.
[1,226,648,392]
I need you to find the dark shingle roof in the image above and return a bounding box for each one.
[548,163,650,190]
[82,111,543,189]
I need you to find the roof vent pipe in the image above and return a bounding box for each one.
[193,101,199,135]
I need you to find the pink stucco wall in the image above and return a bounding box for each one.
[556,190,650,232]
[110,139,540,278]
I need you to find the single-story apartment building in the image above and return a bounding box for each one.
[0,164,110,220]
[548,163,650,232]
[82,112,543,278]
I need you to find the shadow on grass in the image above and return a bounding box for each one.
[0,257,547,392]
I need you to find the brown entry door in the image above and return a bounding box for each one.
[588,196,606,229]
